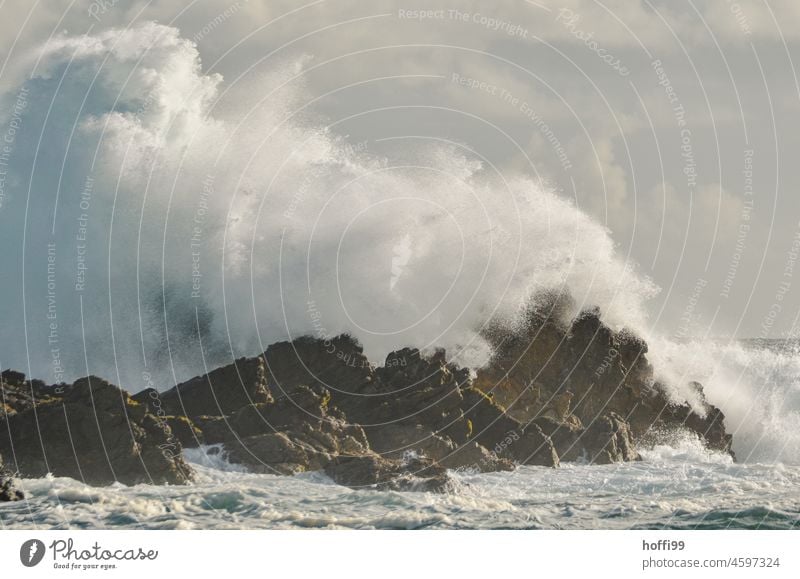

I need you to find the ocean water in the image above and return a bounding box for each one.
[0,24,798,529]
[3,339,800,530]
[2,434,799,530]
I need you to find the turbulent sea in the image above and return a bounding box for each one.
[3,339,800,531]
[1,438,799,530]
[2,21,799,531]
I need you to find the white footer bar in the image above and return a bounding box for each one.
[0,530,796,577]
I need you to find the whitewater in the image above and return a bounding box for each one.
[3,339,800,530]
[2,431,799,530]
[2,23,800,529]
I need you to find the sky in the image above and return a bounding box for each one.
[1,0,799,386]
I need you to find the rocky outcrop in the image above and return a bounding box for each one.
[236,340,558,472]
[533,413,639,464]
[474,294,733,458]
[324,454,452,492]
[0,296,734,492]
[0,375,194,486]
[138,355,273,417]
[366,424,515,473]
[0,454,24,502]
[657,383,733,455]
[460,386,559,467]
[221,391,371,475]
[131,336,559,481]
[0,476,24,502]
[264,335,375,401]
[1,369,62,415]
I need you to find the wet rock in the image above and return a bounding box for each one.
[0,477,24,502]
[155,355,273,417]
[1,370,63,416]
[659,398,734,457]
[461,387,559,467]
[584,413,640,464]
[264,335,375,400]
[225,432,327,475]
[0,454,24,502]
[0,300,736,491]
[219,384,369,474]
[534,413,639,464]
[192,415,231,445]
[0,377,194,486]
[224,418,369,475]
[162,415,204,448]
[366,423,456,461]
[365,422,514,472]
[323,454,452,492]
[475,295,733,459]
[436,441,515,473]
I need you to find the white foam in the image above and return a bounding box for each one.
[4,455,800,529]
[2,22,798,470]
[0,22,656,390]
[183,444,249,473]
[648,339,800,465]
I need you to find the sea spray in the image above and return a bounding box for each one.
[648,338,800,464]
[0,22,656,389]
[3,23,799,470]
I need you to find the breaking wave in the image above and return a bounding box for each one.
[1,23,798,468]
[0,22,655,389]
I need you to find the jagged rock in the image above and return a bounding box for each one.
[475,295,733,458]
[218,384,370,474]
[225,432,328,475]
[288,341,560,468]
[218,385,366,447]
[0,377,194,486]
[0,477,24,502]
[153,355,273,417]
[367,423,456,461]
[0,302,736,491]
[224,418,369,475]
[364,420,515,472]
[461,387,559,467]
[534,413,640,464]
[436,441,515,472]
[264,335,375,400]
[370,349,468,432]
[584,413,639,463]
[514,424,561,467]
[226,403,279,438]
[191,415,230,445]
[533,416,584,462]
[334,348,470,453]
[323,454,452,492]
[163,416,204,448]
[659,397,733,457]
[1,369,63,416]
[262,344,466,432]
[0,454,24,502]
[231,385,331,433]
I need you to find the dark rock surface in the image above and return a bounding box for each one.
[324,454,452,492]
[0,454,24,502]
[534,413,639,464]
[144,355,273,417]
[1,369,62,416]
[0,297,734,492]
[473,294,733,457]
[0,375,194,486]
